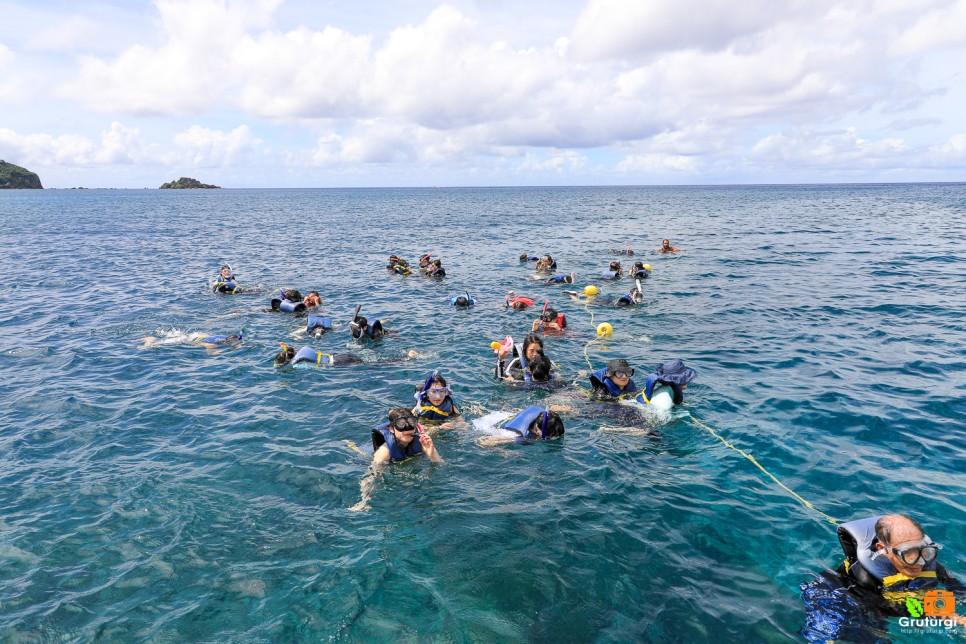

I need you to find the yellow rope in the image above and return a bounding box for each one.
[688,414,840,525]
[344,440,367,458]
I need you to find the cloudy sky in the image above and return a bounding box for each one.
[2,0,966,188]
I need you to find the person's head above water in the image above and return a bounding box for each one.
[387,407,421,444]
[874,514,940,579]
[654,359,696,387]
[219,264,233,279]
[662,239,671,248]
[419,253,432,267]
[522,333,545,362]
[541,307,559,324]
[528,354,552,382]
[609,261,621,271]
[419,374,451,405]
[454,295,470,307]
[304,291,321,307]
[273,345,296,365]
[606,358,634,383]
[527,409,564,439]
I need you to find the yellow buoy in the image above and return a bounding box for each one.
[584,285,598,296]
[489,341,502,350]
[597,322,613,336]
[643,264,651,271]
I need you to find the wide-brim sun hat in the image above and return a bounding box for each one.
[656,359,696,385]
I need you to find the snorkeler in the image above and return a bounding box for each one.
[519,253,540,262]
[534,255,557,273]
[305,315,332,338]
[213,264,242,294]
[601,261,624,280]
[657,239,681,253]
[564,284,643,307]
[413,372,461,422]
[371,408,442,463]
[349,305,388,341]
[611,246,634,255]
[387,255,411,275]
[495,334,557,384]
[271,289,307,313]
[635,359,697,407]
[302,291,322,308]
[505,291,535,310]
[539,272,575,285]
[531,303,567,333]
[472,407,565,446]
[139,330,243,353]
[448,293,476,308]
[425,258,445,278]
[273,343,417,367]
[589,358,637,398]
[630,262,650,279]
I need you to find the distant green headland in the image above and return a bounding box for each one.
[0,160,43,189]
[159,177,221,189]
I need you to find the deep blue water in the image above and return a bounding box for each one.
[1,185,964,642]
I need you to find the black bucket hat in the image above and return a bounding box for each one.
[606,358,634,378]
[655,359,696,385]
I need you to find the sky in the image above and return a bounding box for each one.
[2,0,966,188]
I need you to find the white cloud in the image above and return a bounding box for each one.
[891,0,966,56]
[173,125,260,166]
[750,127,909,168]
[616,153,698,174]
[26,16,100,53]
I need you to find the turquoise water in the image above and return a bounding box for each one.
[1,185,964,642]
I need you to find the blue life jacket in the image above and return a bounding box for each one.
[306,316,332,334]
[521,255,539,261]
[292,346,333,366]
[449,295,476,307]
[214,280,242,294]
[429,267,445,277]
[272,297,306,313]
[589,368,636,397]
[371,423,424,462]
[632,269,649,279]
[616,294,636,307]
[547,274,571,284]
[199,333,242,345]
[601,270,620,280]
[641,373,684,405]
[837,516,942,600]
[415,394,459,421]
[497,406,547,440]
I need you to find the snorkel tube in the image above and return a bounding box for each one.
[413,369,439,415]
[349,304,362,338]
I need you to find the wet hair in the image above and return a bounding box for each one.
[663,239,671,245]
[528,354,552,382]
[370,320,384,341]
[541,308,558,323]
[529,410,564,438]
[519,253,530,261]
[633,261,644,271]
[283,289,303,302]
[455,296,469,307]
[308,290,320,298]
[274,346,296,365]
[388,407,416,425]
[610,261,621,270]
[522,333,545,358]
[875,514,924,546]
[416,374,449,393]
[512,301,529,310]
[562,275,573,284]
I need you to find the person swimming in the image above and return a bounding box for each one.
[370,408,443,464]
[349,305,388,341]
[472,407,565,447]
[534,254,557,273]
[495,333,546,382]
[387,255,411,275]
[271,289,307,313]
[611,246,634,255]
[303,291,322,308]
[449,293,475,308]
[564,286,643,307]
[589,358,637,398]
[630,261,650,279]
[505,291,535,310]
[213,264,242,294]
[636,359,697,407]
[412,372,461,423]
[139,330,243,351]
[531,305,566,334]
[519,253,540,262]
[540,272,575,285]
[601,261,623,280]
[657,239,681,253]
[273,344,417,367]
[305,315,332,338]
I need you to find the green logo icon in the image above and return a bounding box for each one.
[906,597,924,618]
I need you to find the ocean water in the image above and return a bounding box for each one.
[0,184,964,642]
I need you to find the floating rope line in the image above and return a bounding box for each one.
[688,414,841,525]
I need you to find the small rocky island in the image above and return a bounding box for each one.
[0,160,43,189]
[159,177,221,189]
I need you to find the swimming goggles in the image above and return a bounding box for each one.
[611,369,634,379]
[392,417,420,433]
[427,387,450,396]
[884,542,942,565]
